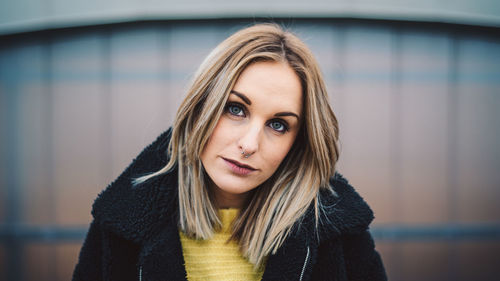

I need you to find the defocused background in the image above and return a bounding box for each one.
[1,0,499,280]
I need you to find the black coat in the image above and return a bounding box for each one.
[72,128,387,281]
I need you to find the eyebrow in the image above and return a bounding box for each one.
[230,90,252,105]
[274,112,300,120]
[230,90,300,120]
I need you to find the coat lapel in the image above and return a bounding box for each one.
[261,235,318,281]
[139,223,188,281]
[261,173,374,281]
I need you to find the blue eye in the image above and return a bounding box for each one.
[269,120,288,133]
[227,103,245,117]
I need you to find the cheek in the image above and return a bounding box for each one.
[261,137,296,171]
[201,118,233,158]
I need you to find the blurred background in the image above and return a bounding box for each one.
[1,0,499,280]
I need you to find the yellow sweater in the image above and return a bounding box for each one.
[179,209,265,281]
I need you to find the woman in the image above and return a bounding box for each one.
[72,23,386,281]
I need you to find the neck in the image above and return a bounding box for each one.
[209,182,249,209]
[215,190,248,209]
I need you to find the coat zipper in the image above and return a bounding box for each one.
[139,266,143,281]
[299,246,310,281]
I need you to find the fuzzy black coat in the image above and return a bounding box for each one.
[72,128,387,281]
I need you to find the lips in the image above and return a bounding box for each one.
[223,158,256,170]
[222,157,257,175]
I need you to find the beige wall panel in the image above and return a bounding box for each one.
[397,32,451,224]
[456,85,500,222]
[294,24,345,125]
[340,82,393,224]
[455,241,500,281]
[19,83,53,225]
[109,82,172,179]
[24,244,53,281]
[398,84,450,223]
[56,243,81,281]
[51,35,108,225]
[110,28,166,72]
[293,24,338,75]
[109,28,173,180]
[166,24,227,106]
[320,25,350,125]
[107,25,226,181]
[455,36,500,223]
[21,243,82,281]
[168,25,222,75]
[399,241,450,281]
[52,82,106,225]
[3,43,53,225]
[168,84,191,110]
[372,241,395,281]
[339,26,394,224]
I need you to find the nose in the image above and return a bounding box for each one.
[238,123,261,157]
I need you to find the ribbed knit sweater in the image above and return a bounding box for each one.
[179,209,265,281]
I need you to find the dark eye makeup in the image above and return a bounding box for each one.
[224,101,290,134]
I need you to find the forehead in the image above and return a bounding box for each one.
[231,61,303,114]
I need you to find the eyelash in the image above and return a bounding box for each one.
[224,102,290,134]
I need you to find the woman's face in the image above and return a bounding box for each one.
[201,61,303,208]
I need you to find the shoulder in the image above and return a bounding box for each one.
[312,173,375,241]
[90,127,178,242]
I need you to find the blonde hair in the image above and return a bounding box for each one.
[134,23,339,267]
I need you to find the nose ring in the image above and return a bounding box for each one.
[241,149,251,158]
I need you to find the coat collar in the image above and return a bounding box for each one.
[261,173,375,281]
[301,173,375,243]
[91,128,374,280]
[91,128,178,244]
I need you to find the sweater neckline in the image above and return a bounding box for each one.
[218,208,239,233]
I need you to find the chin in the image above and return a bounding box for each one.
[213,176,259,195]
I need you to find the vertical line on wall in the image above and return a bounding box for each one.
[331,20,347,171]
[447,31,459,236]
[159,23,172,126]
[42,33,58,281]
[43,0,57,276]
[101,28,113,185]
[446,30,460,281]
[0,43,5,281]
[389,26,403,281]
[333,20,346,136]
[3,44,24,281]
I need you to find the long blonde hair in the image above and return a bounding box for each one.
[134,23,339,267]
